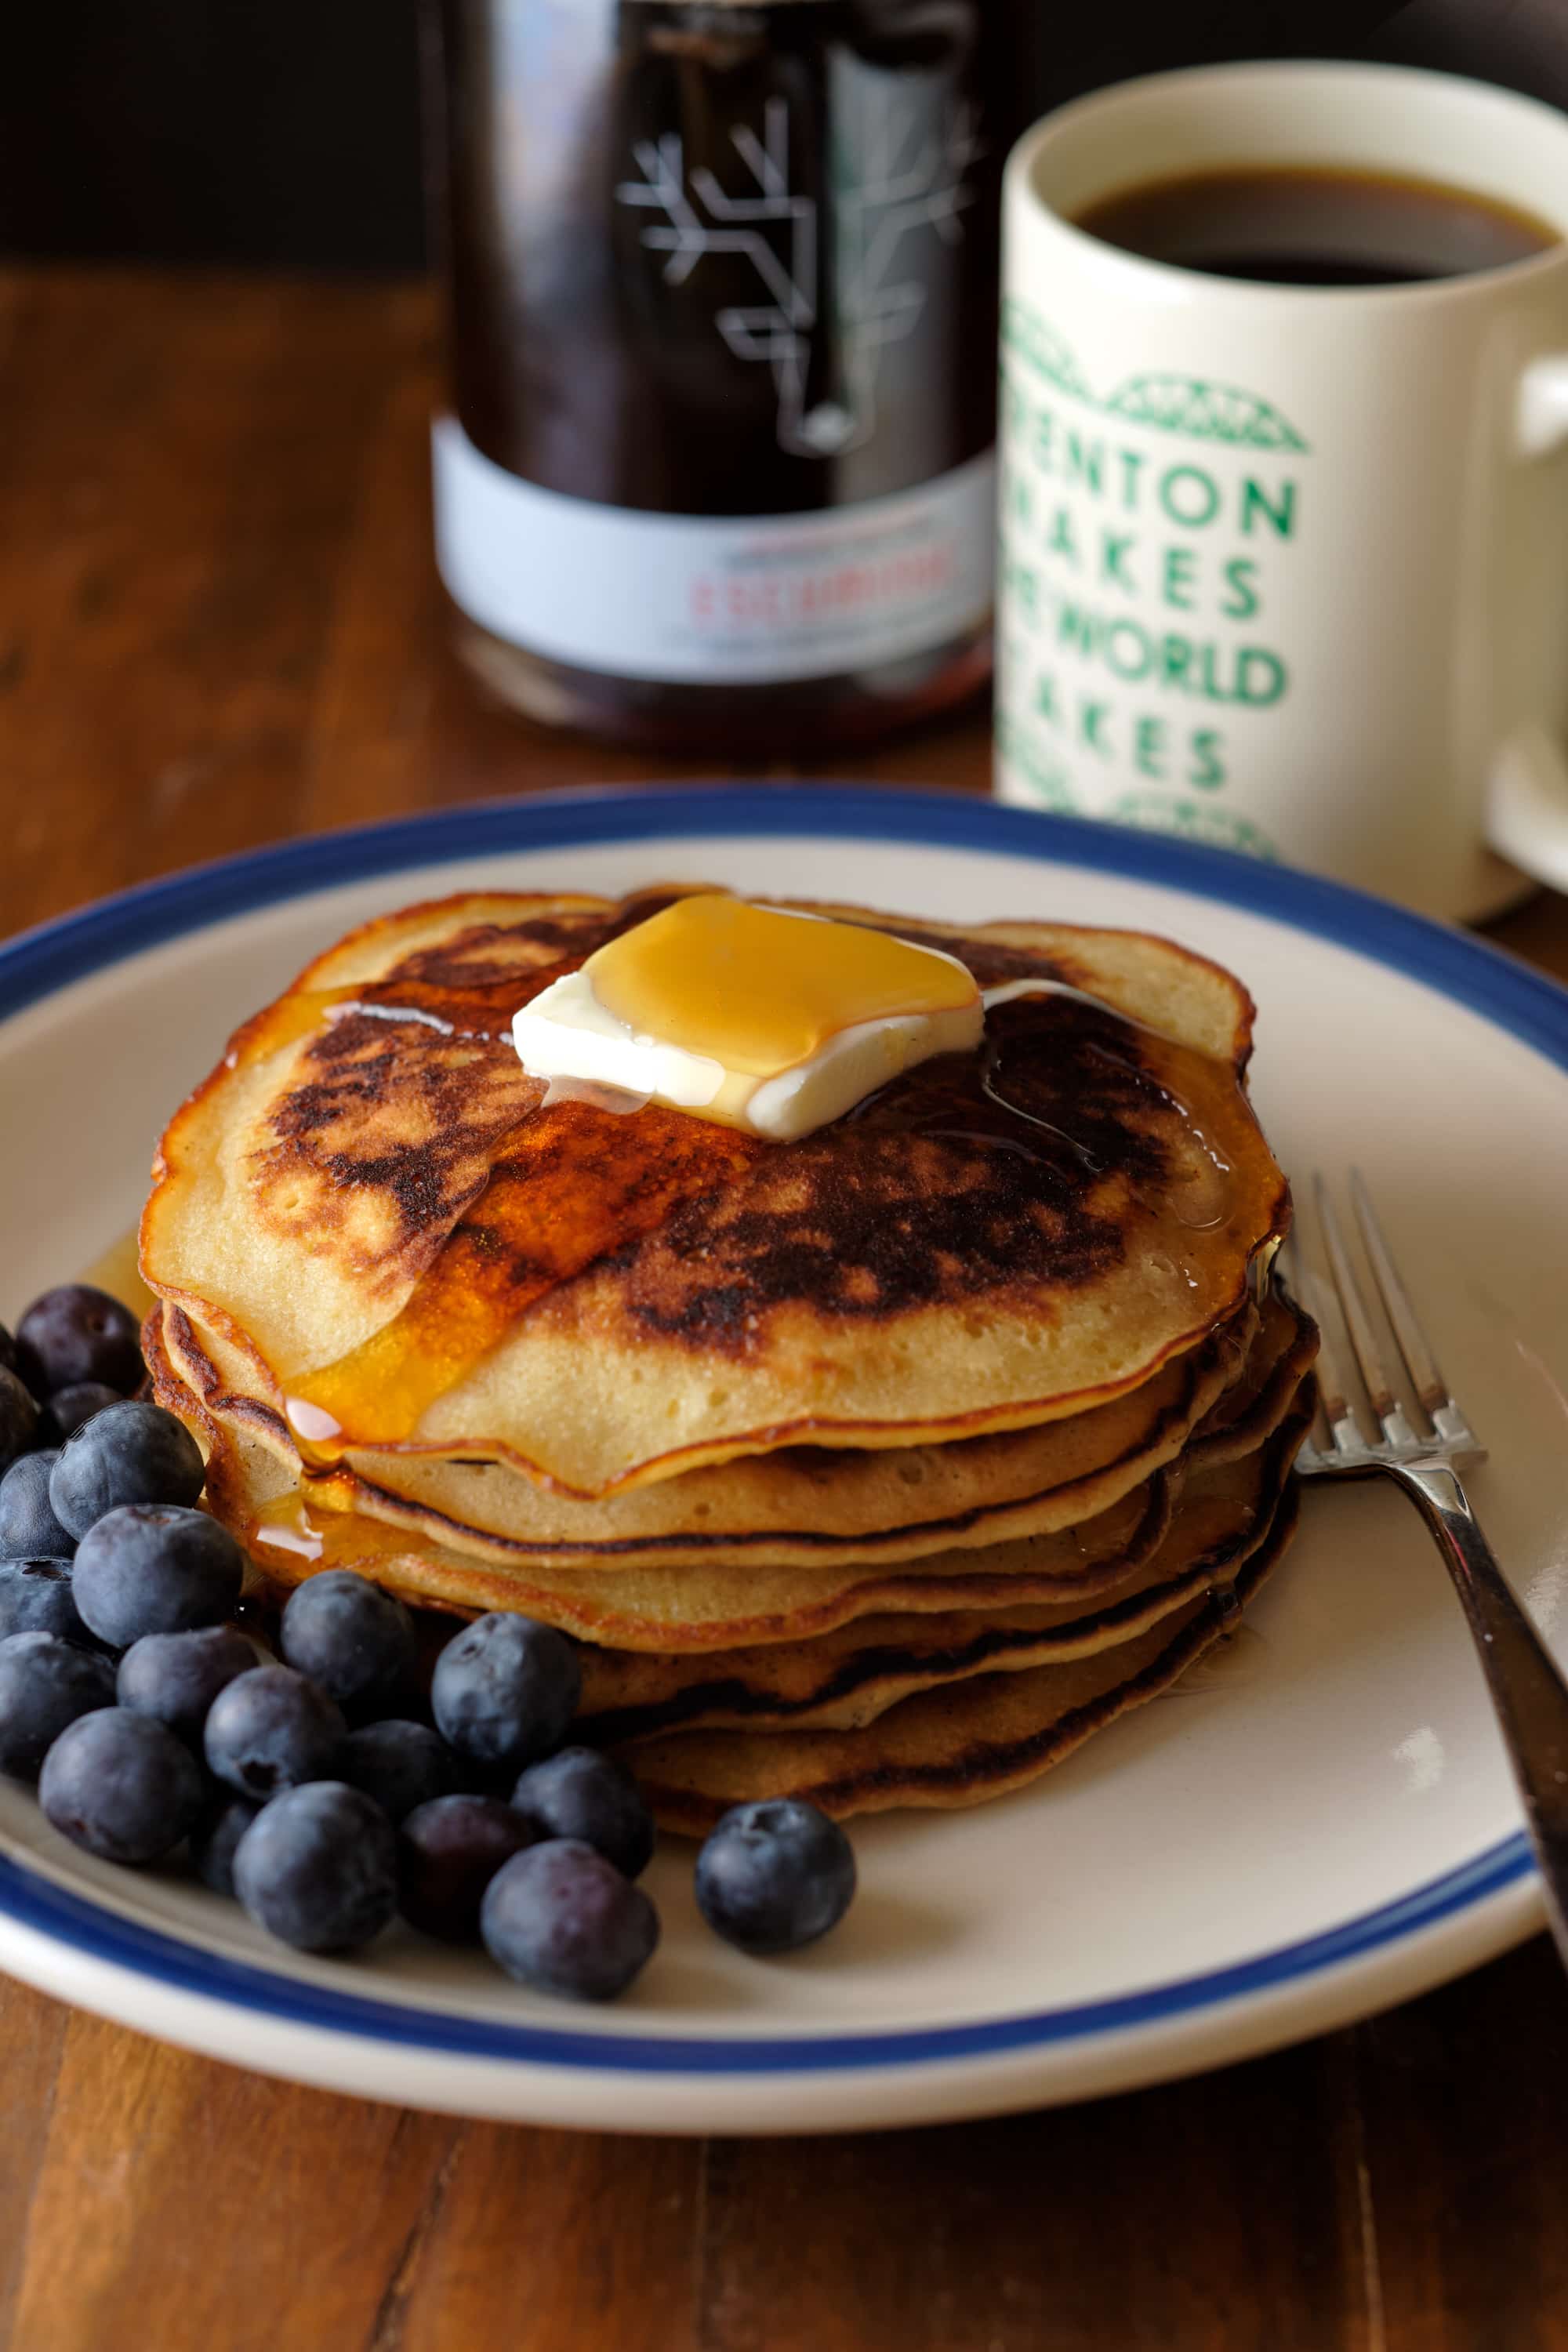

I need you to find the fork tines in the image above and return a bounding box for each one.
[1280,1170,1485,1472]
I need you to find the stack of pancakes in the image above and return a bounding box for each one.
[140,888,1317,1831]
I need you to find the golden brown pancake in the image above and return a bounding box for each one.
[147,1307,1313,1696]
[139,883,1313,1828]
[147,1312,1215,1651]
[616,1486,1301,1830]
[140,889,1290,1495]
[154,1294,1309,1570]
[577,1399,1308,1738]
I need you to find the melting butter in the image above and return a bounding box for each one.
[512,895,984,1142]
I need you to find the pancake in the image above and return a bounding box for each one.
[577,1399,1308,1738]
[140,882,1313,1830]
[615,1485,1301,1830]
[140,888,1290,1496]
[1185,1286,1319,1470]
[147,1311,1218,1651]
[245,1461,1182,1653]
[154,1294,1305,1570]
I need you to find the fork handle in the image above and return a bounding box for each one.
[1393,1458,1568,1966]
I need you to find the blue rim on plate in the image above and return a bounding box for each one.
[1,782,1562,2077]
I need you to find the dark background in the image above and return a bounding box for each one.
[2,0,1565,271]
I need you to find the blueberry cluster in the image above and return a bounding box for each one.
[0,1287,857,1997]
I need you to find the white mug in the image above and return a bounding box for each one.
[993,62,1568,920]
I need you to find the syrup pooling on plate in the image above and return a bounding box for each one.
[253,902,1276,1468]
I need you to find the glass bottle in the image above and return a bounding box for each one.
[425,0,1029,751]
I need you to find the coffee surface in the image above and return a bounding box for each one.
[1073,165,1558,287]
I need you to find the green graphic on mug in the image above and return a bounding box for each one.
[1000,305,1096,405]
[1102,376,1306,452]
[1001,300,1309,452]
[1107,793,1280,858]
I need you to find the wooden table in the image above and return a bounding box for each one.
[4,267,1568,2352]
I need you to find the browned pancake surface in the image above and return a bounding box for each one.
[158,1296,1304,1570]
[619,1487,1302,1829]
[143,890,1290,1493]
[578,1393,1310,1739]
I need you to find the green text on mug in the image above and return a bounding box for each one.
[995,62,1568,920]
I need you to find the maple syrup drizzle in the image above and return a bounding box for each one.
[249,1486,417,1570]
[586,895,978,1076]
[286,1098,764,1454]
[232,936,1264,1463]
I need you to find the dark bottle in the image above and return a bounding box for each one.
[426,0,1030,751]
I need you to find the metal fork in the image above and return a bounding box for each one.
[1286,1170,1568,1969]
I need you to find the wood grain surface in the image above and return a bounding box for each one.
[2,267,1567,2352]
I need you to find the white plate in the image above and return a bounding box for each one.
[1,785,1563,2135]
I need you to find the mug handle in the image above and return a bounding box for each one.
[1486,356,1568,891]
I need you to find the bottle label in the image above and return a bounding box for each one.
[432,419,995,686]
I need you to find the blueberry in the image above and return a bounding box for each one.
[72,1504,243,1648]
[511,1747,655,1879]
[339,1719,458,1826]
[204,1664,344,1799]
[49,1401,205,1539]
[694,1800,856,1957]
[0,1559,91,1645]
[0,1322,14,1377]
[117,1624,259,1746]
[233,1782,397,1953]
[0,1632,115,1778]
[49,1383,125,1441]
[190,1793,262,1897]
[481,1839,659,2001]
[0,1369,39,1475]
[0,1452,71,1560]
[280,1571,419,1722]
[398,1792,538,1941]
[16,1285,144,1403]
[430,1613,581,1775]
[39,1707,205,1865]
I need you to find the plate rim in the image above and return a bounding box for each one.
[0,1824,1532,2074]
[5,782,1567,1069]
[1,781,1561,2085]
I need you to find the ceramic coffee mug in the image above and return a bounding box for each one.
[994,62,1568,920]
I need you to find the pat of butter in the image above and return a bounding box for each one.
[511,895,983,1142]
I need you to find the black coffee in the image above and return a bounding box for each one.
[1073,165,1558,287]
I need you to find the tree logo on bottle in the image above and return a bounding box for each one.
[617,91,982,458]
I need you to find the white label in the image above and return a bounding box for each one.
[432,418,996,685]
